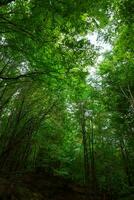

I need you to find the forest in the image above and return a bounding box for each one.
[0,0,134,199]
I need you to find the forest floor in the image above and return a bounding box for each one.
[0,170,133,200]
[0,170,101,200]
[0,170,85,200]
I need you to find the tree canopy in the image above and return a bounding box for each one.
[0,0,134,199]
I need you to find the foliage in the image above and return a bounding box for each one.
[0,0,133,199]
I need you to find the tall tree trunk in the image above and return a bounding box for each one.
[90,117,97,199]
[119,138,133,186]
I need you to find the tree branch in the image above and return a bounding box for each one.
[0,0,15,7]
[0,71,47,81]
